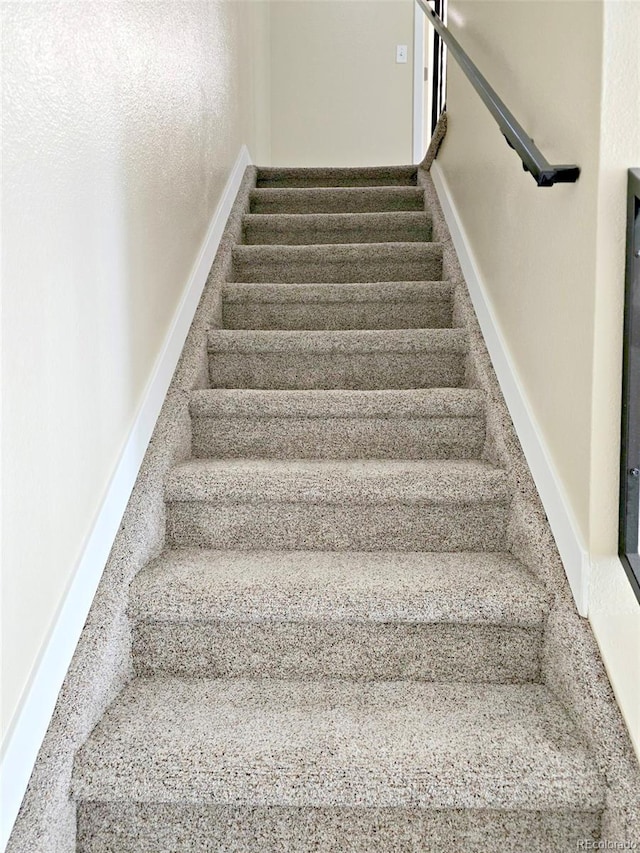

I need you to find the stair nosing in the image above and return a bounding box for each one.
[128,549,549,627]
[164,459,509,505]
[72,678,605,811]
[232,241,443,255]
[222,280,453,305]
[255,165,419,188]
[250,186,424,195]
[242,211,431,223]
[189,388,484,419]
[207,327,468,354]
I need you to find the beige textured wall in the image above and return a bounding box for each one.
[436,0,640,752]
[270,0,414,167]
[1,0,270,740]
[438,0,603,541]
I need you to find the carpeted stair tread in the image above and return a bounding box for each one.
[128,549,547,626]
[189,388,485,459]
[165,475,507,551]
[242,211,431,245]
[72,678,604,810]
[207,329,467,391]
[189,387,483,419]
[208,327,466,354]
[222,280,454,331]
[255,165,418,188]
[250,186,425,214]
[231,242,443,283]
[165,458,508,504]
[128,551,547,682]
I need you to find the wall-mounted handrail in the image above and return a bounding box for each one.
[416,0,580,187]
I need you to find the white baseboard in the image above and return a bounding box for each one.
[431,161,590,617]
[0,144,253,851]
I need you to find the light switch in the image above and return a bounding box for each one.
[396,44,408,64]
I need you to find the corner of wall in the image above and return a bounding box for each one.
[589,556,640,761]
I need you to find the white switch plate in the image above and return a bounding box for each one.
[396,44,408,64]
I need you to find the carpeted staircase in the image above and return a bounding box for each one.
[71,166,606,851]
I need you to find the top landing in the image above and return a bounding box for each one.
[256,165,418,189]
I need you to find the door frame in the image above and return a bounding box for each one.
[412,3,426,163]
[413,0,447,163]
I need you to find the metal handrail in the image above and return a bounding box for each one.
[417,0,580,187]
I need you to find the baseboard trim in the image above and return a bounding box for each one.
[431,161,590,617]
[0,144,252,851]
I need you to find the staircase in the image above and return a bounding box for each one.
[71,166,605,851]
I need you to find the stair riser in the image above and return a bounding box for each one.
[222,300,452,330]
[242,219,431,245]
[166,502,508,551]
[132,622,541,683]
[256,167,418,188]
[191,416,485,459]
[208,352,466,390]
[77,803,601,853]
[250,188,425,214]
[231,251,442,283]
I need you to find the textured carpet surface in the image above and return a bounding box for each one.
[222,279,453,330]
[255,165,419,188]
[242,211,432,245]
[40,162,636,851]
[128,549,547,682]
[250,186,426,214]
[76,803,601,853]
[128,550,547,624]
[73,679,603,809]
[189,388,485,459]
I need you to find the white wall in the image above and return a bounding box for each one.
[435,0,640,755]
[270,0,414,167]
[1,0,270,744]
